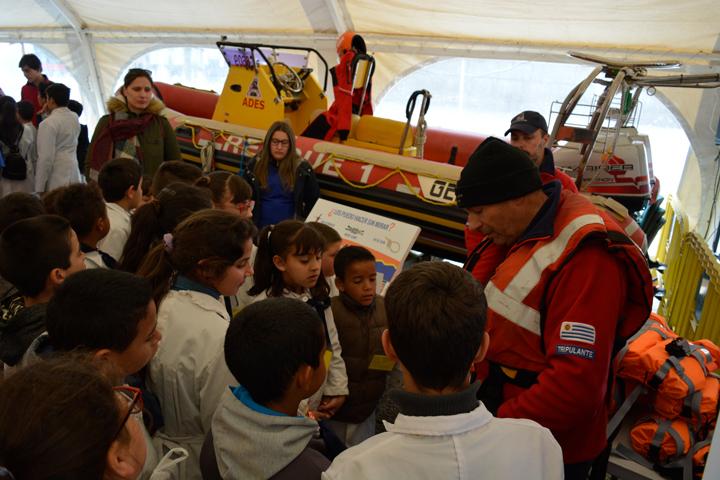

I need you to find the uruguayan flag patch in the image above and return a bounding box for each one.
[559,322,596,345]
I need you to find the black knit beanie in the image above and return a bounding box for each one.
[456,137,542,208]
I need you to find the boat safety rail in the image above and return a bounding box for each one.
[182,121,264,174]
[658,228,720,345]
[216,41,330,93]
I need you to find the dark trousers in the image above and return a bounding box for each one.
[565,443,611,480]
[564,461,592,480]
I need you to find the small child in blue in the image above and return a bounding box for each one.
[201,297,332,479]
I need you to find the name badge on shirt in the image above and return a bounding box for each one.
[368,355,395,371]
[324,350,333,369]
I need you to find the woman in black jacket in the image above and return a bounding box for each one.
[244,121,319,228]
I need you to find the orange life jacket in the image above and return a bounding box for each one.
[631,416,694,464]
[484,191,652,372]
[616,315,720,425]
[692,441,712,478]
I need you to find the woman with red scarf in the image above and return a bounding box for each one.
[86,69,181,181]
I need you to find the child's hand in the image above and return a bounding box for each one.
[308,409,331,421]
[317,395,347,418]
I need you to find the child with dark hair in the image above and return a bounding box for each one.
[140,175,153,204]
[324,262,563,479]
[201,297,331,479]
[16,100,35,125]
[0,192,45,234]
[40,268,159,373]
[40,185,66,214]
[195,171,254,218]
[97,158,143,262]
[54,183,113,269]
[0,95,36,196]
[118,182,212,273]
[0,193,46,352]
[150,160,202,196]
[138,209,256,480]
[19,268,184,478]
[35,83,81,193]
[67,99,90,175]
[0,215,85,368]
[326,246,387,446]
[249,220,348,420]
[0,356,153,480]
[307,221,342,296]
[197,171,257,311]
[0,192,45,295]
[18,53,51,125]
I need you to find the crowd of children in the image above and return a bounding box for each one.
[0,118,565,477]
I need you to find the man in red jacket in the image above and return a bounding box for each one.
[457,137,653,480]
[18,54,52,126]
[506,110,578,193]
[465,111,579,284]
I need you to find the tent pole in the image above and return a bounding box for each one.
[45,0,106,118]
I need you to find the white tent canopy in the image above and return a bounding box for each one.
[2,0,719,235]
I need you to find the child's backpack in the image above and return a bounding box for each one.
[1,128,27,181]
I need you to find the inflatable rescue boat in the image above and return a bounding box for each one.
[158,42,656,260]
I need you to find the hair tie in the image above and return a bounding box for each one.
[163,233,174,253]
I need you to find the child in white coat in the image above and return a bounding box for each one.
[137,209,255,480]
[248,220,349,420]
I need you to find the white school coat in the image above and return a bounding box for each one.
[251,289,349,411]
[147,289,236,480]
[35,106,81,193]
[97,202,131,262]
[323,402,564,480]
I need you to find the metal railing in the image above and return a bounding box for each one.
[656,197,720,344]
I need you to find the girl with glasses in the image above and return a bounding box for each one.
[244,121,319,228]
[0,356,186,480]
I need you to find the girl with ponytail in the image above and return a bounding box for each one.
[137,209,255,480]
[249,220,348,420]
[118,182,212,273]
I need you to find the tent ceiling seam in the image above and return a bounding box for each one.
[2,29,718,64]
[324,0,354,33]
[43,0,106,115]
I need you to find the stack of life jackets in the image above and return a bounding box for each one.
[614,314,720,477]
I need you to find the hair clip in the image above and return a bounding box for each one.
[163,233,174,253]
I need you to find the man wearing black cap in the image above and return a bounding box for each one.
[506,110,578,193]
[465,112,579,284]
[457,137,653,479]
